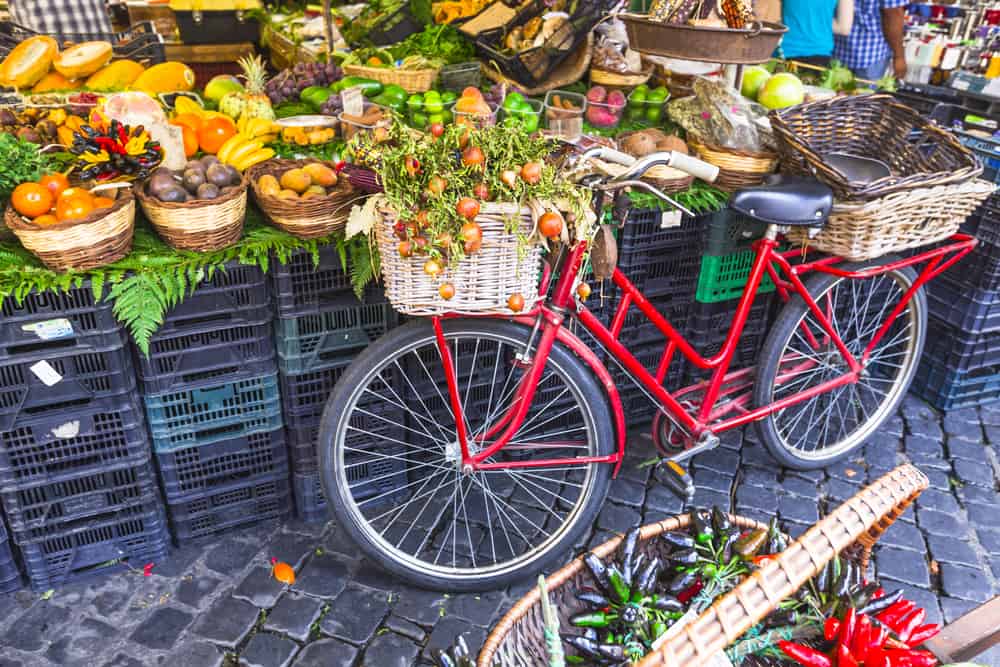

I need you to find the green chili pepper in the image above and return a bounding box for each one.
[570,611,614,628]
[692,509,714,544]
[651,621,668,639]
[607,566,629,604]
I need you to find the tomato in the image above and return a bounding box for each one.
[435,232,453,249]
[538,211,563,239]
[39,173,69,199]
[393,221,408,240]
[576,282,592,300]
[462,146,485,169]
[398,240,413,258]
[507,293,525,313]
[520,162,542,185]
[456,197,480,220]
[415,209,431,228]
[56,193,95,222]
[413,236,429,254]
[472,182,491,201]
[423,259,443,277]
[197,117,237,154]
[429,123,445,138]
[426,176,447,197]
[460,222,483,245]
[463,239,481,254]
[438,282,455,300]
[11,182,53,218]
[500,169,518,189]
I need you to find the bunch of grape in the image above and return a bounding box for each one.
[320,93,343,117]
[265,60,343,105]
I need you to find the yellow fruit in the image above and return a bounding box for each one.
[53,41,113,79]
[32,71,77,93]
[85,60,145,91]
[216,134,247,164]
[257,174,280,197]
[173,95,204,116]
[303,163,337,187]
[57,125,76,146]
[279,168,311,193]
[1,36,58,88]
[226,139,262,166]
[278,189,299,199]
[234,148,275,172]
[131,62,196,95]
[303,185,327,198]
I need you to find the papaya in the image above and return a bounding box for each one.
[53,41,112,79]
[1,36,58,88]
[86,60,145,91]
[131,62,196,95]
[32,71,78,93]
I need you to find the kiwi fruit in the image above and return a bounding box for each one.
[147,168,178,197]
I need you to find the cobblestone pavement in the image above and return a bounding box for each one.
[2,394,999,667]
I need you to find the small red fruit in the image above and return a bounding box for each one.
[424,259,443,276]
[460,221,483,245]
[398,241,413,258]
[576,282,592,300]
[462,146,485,169]
[429,123,445,138]
[538,211,563,239]
[426,176,447,197]
[456,197,480,220]
[415,209,431,228]
[393,221,408,240]
[435,232,453,249]
[405,155,421,177]
[438,283,455,300]
[472,182,491,201]
[500,169,518,189]
[520,162,542,185]
[507,293,525,313]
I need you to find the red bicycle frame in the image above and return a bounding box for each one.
[433,227,977,476]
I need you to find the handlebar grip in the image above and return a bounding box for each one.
[670,152,720,184]
[595,147,637,167]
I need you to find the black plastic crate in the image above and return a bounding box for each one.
[962,194,1000,249]
[166,475,291,543]
[618,208,704,255]
[285,401,404,473]
[270,245,384,319]
[157,263,269,334]
[15,505,168,592]
[366,3,422,45]
[275,301,398,374]
[0,521,21,593]
[913,357,1000,411]
[700,209,769,257]
[174,11,260,45]
[0,21,166,64]
[0,396,150,488]
[939,238,1000,294]
[0,343,136,432]
[923,317,1000,374]
[292,471,329,523]
[1,461,159,533]
[136,318,276,395]
[155,428,288,501]
[928,278,1000,333]
[279,361,352,423]
[618,250,701,303]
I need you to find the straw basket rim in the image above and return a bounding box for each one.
[248,158,361,239]
[133,169,249,211]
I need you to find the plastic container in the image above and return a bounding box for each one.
[155,427,289,501]
[158,262,269,330]
[543,90,585,140]
[618,207,703,254]
[682,298,772,382]
[454,102,498,128]
[173,10,260,45]
[291,470,329,523]
[625,87,670,125]
[292,445,408,522]
[166,474,291,543]
[405,96,455,130]
[913,357,1000,411]
[618,248,702,302]
[338,102,391,142]
[923,317,1000,373]
[695,250,777,303]
[285,401,404,472]
[584,96,626,129]
[962,193,1000,248]
[145,374,284,452]
[439,62,481,92]
[270,244,384,318]
[279,361,351,423]
[275,302,397,375]
[938,236,1000,292]
[500,98,543,133]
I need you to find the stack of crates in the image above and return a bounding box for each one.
[913,195,1000,409]
[135,263,290,543]
[0,283,167,590]
[271,245,399,522]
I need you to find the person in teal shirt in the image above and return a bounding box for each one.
[780,0,855,67]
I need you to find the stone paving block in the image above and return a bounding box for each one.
[193,595,259,649]
[351,559,402,592]
[444,589,506,628]
[979,529,1000,554]
[926,534,981,568]
[877,519,926,552]
[966,502,999,531]
[240,632,298,667]
[645,485,686,515]
[735,505,773,525]
[914,488,961,516]
[826,460,867,483]
[918,507,967,537]
[607,477,646,508]
[265,592,323,643]
[718,429,743,449]
[129,606,193,650]
[151,543,204,578]
[423,617,486,663]
[99,653,145,667]
[233,565,288,609]
[597,501,641,531]
[939,596,978,624]
[362,630,421,667]
[293,638,358,667]
[948,439,991,463]
[953,459,996,488]
[920,467,953,491]
[292,553,350,600]
[47,617,115,665]
[875,546,930,587]
[204,537,259,576]
[88,584,133,620]
[735,484,778,512]
[939,563,995,602]
[385,615,426,643]
[909,418,944,441]
[788,468,824,482]
[5,602,71,651]
[689,487,730,511]
[175,575,221,610]
[862,443,900,470]
[777,494,819,525]
[958,484,1000,508]
[163,640,224,667]
[740,466,779,489]
[944,418,983,443]
[389,586,447,626]
[269,532,319,571]
[823,478,864,503]
[693,448,740,475]
[779,475,818,500]
[691,468,733,495]
[320,585,391,645]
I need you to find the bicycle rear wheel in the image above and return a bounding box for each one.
[318,318,614,591]
[753,258,926,469]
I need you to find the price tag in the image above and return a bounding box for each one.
[342,86,365,117]
[22,318,73,341]
[660,209,682,228]
[29,360,62,387]
[51,420,81,439]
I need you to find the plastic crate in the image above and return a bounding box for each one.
[939,235,1000,292]
[0,21,166,65]
[155,428,289,501]
[136,318,276,395]
[913,357,1000,411]
[14,505,168,592]
[145,374,284,452]
[285,401,405,472]
[923,317,1000,374]
[0,396,150,488]
[291,471,329,523]
[366,3,422,45]
[279,361,352,423]
[157,263,269,333]
[1,461,160,533]
[618,250,701,303]
[618,208,704,255]
[270,245,384,318]
[927,278,1000,333]
[695,250,777,303]
[962,193,1000,248]
[0,521,22,593]
[275,302,398,374]
[700,210,769,256]
[166,475,291,543]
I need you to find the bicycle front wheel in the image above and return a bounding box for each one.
[754,257,926,469]
[318,318,614,591]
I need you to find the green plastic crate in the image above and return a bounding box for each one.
[695,249,777,303]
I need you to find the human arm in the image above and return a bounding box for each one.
[881,4,907,79]
[833,0,854,36]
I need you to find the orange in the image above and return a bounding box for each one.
[56,192,95,222]
[11,182,54,218]
[59,187,93,202]
[32,213,58,226]
[197,117,236,154]
[170,112,204,133]
[179,125,198,158]
[92,196,115,209]
[39,173,70,199]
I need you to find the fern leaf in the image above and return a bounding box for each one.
[90,272,105,302]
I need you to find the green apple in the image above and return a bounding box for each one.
[741,66,772,100]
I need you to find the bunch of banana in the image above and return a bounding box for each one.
[217,117,281,172]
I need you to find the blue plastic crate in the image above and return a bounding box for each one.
[0,521,21,593]
[145,374,284,452]
[165,474,291,543]
[275,300,397,375]
[927,277,1000,333]
[913,357,1000,411]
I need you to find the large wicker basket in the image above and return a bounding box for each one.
[342,63,439,94]
[248,159,360,239]
[377,202,543,316]
[480,464,929,667]
[688,138,778,192]
[786,178,996,261]
[772,94,981,201]
[136,174,248,252]
[4,188,136,272]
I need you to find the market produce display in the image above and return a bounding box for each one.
[145,158,241,203]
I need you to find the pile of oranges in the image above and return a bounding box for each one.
[10,173,115,226]
[169,113,237,159]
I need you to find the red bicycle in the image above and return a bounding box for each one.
[318,149,976,591]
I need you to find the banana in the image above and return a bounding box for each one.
[255,133,278,145]
[226,139,264,166]
[234,148,275,172]
[216,134,247,164]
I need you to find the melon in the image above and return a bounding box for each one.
[54,41,113,79]
[32,71,78,93]
[86,60,145,91]
[131,62,196,95]
[1,35,59,88]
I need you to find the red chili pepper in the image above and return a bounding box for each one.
[777,640,833,667]
[878,600,914,627]
[824,618,840,641]
[334,160,347,172]
[883,649,936,667]
[852,614,871,662]
[677,578,703,604]
[841,606,858,649]
[906,623,941,647]
[868,650,890,667]
[753,555,775,566]
[838,643,860,667]
[896,608,926,644]
[873,587,886,599]
[871,624,890,651]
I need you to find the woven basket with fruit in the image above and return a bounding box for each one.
[249,159,358,240]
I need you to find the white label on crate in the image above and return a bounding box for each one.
[661,209,682,229]
[51,420,80,439]
[21,318,74,341]
[29,360,62,387]
[342,86,365,117]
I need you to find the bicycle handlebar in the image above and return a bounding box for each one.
[581,148,720,184]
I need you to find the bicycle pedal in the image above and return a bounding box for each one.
[656,460,695,503]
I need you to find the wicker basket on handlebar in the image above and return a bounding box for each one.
[688,138,778,192]
[479,464,929,667]
[377,202,543,317]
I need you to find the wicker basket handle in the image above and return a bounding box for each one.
[638,464,929,667]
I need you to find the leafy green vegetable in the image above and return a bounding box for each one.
[388,24,474,66]
[819,60,855,92]
[627,180,730,215]
[271,139,345,162]
[0,135,53,202]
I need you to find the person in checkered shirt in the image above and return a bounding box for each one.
[10,0,114,40]
[833,0,909,83]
